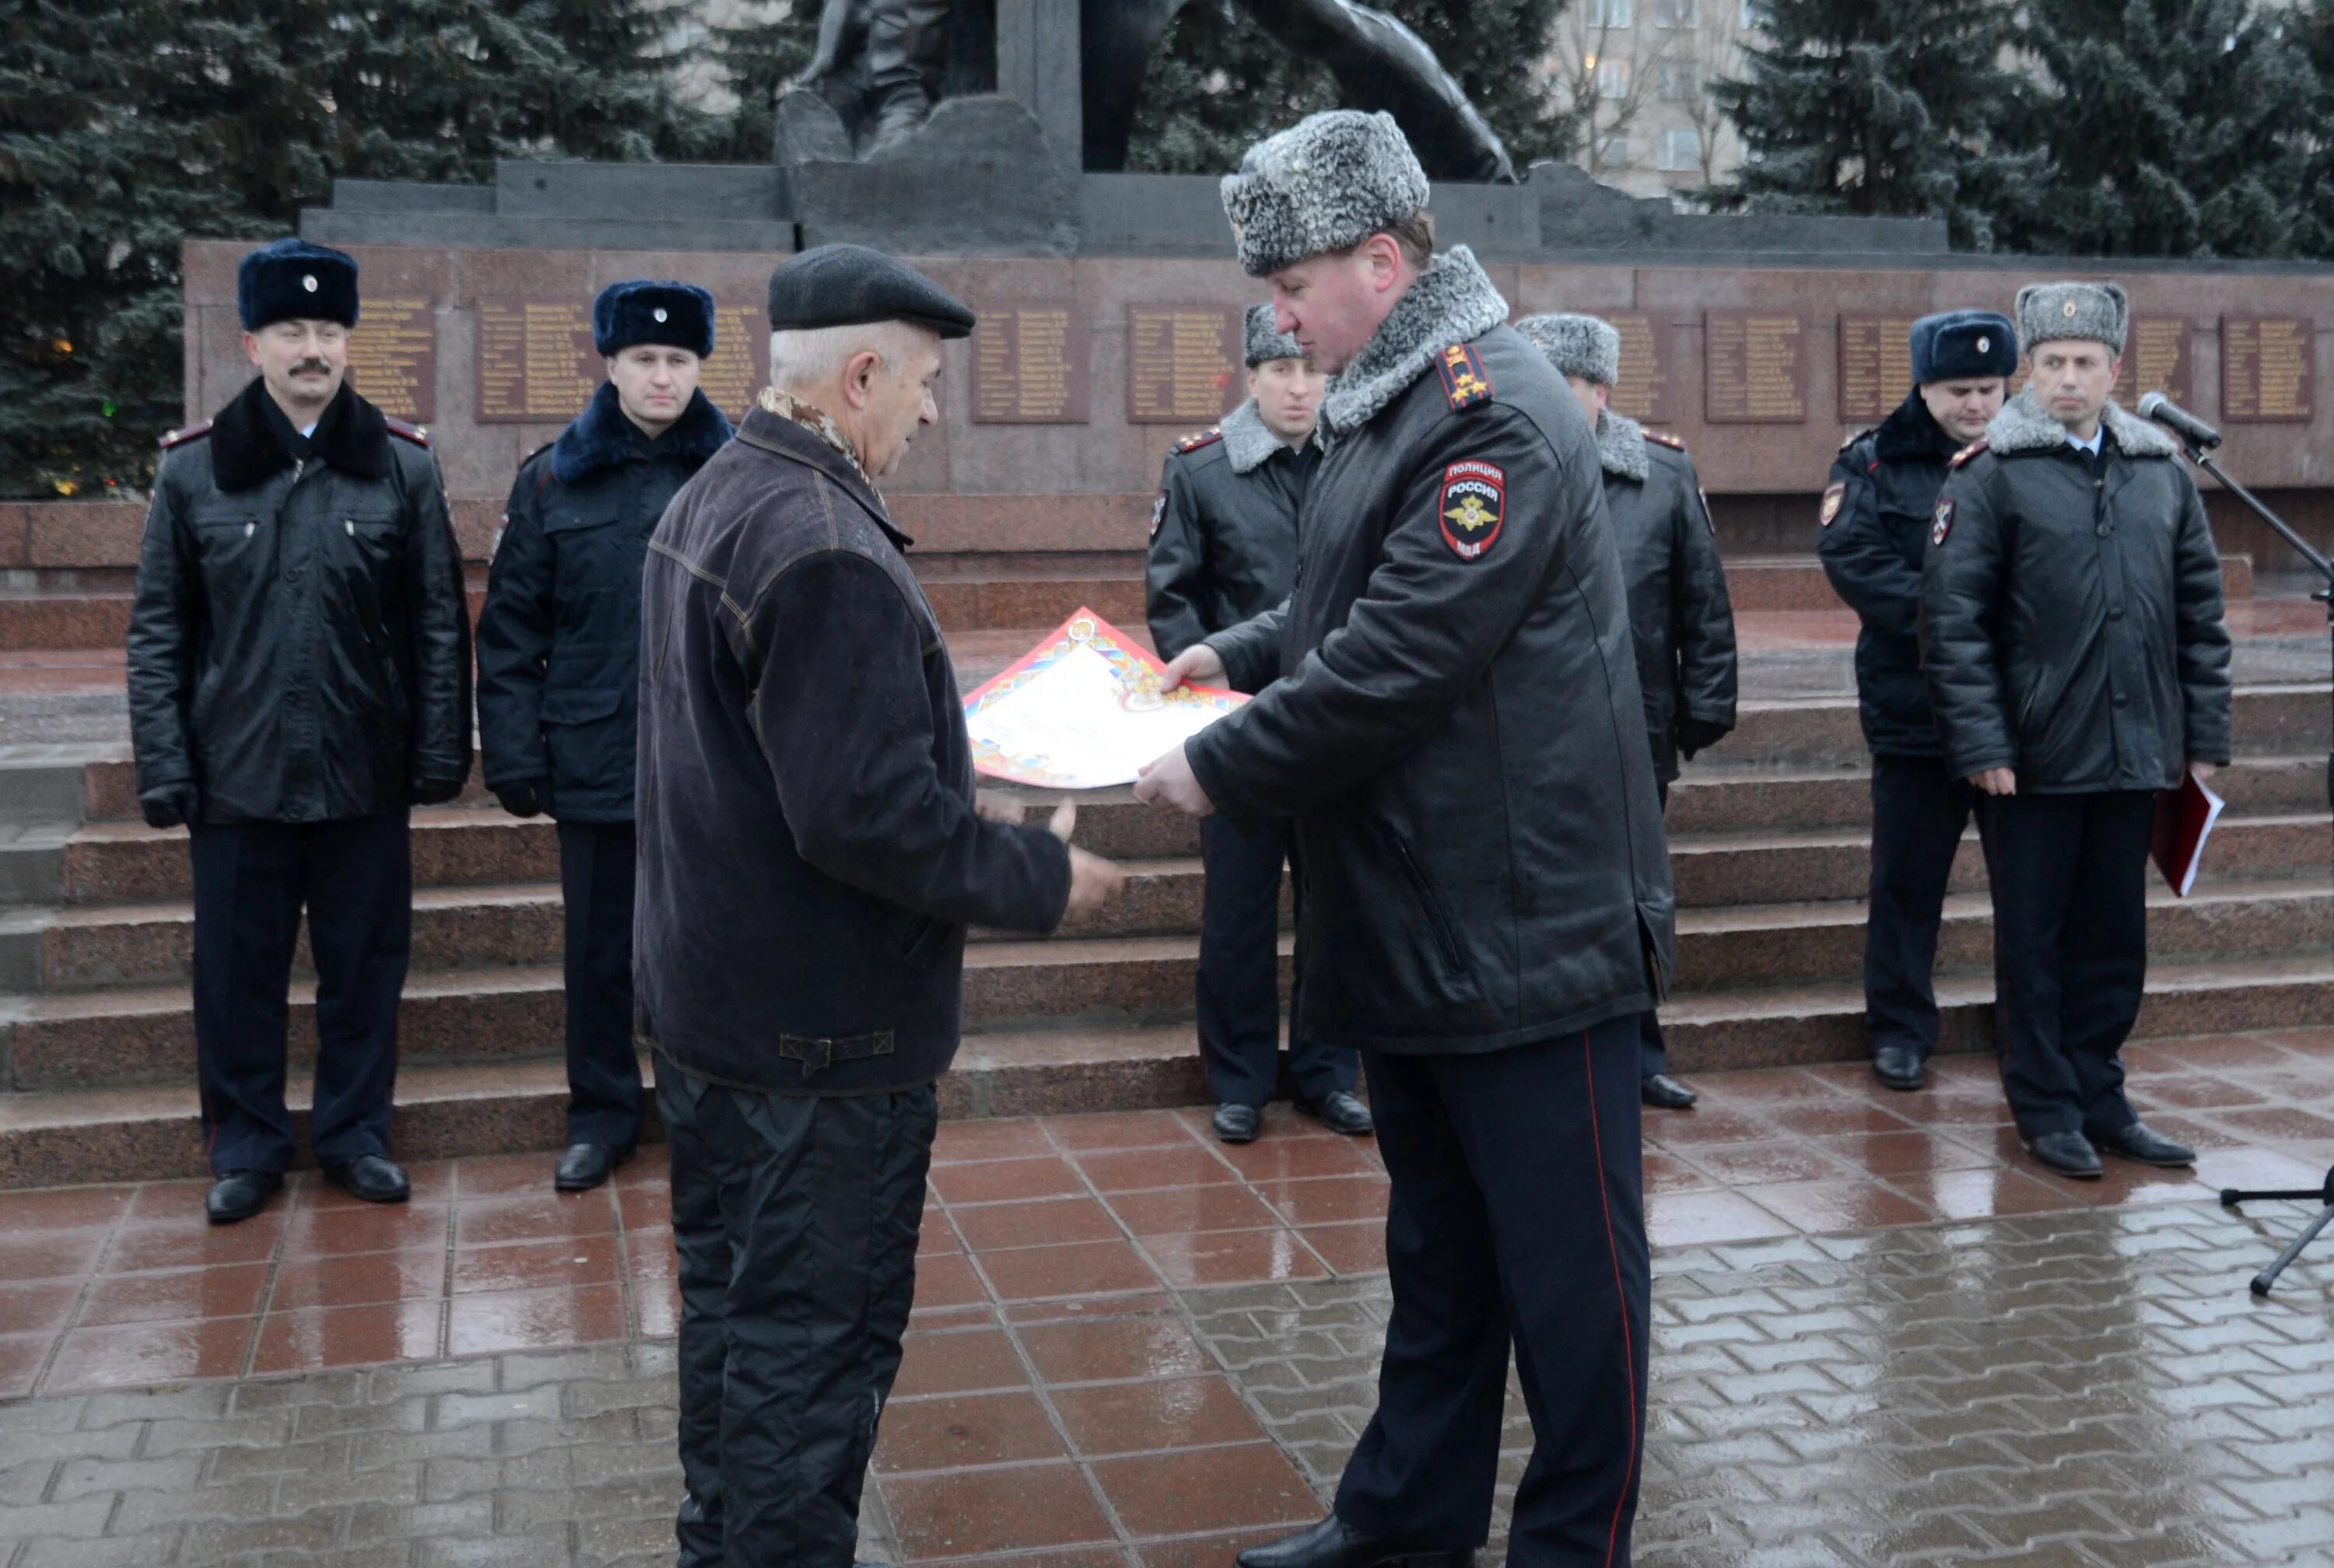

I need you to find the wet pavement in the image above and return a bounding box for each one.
[2,1032,2333,1565]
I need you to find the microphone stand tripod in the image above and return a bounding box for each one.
[2176,435,2334,1296]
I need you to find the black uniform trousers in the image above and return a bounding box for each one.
[1335,1012,1649,1566]
[1639,779,1670,1080]
[1976,789,2154,1141]
[1197,814,1356,1107]
[1863,753,1983,1061]
[661,1059,935,1568]
[557,821,643,1148]
[189,813,412,1177]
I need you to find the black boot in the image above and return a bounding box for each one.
[1236,1516,1476,1568]
[205,1170,283,1224]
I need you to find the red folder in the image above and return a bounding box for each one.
[2150,772,2226,898]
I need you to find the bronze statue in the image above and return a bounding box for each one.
[792,0,1515,182]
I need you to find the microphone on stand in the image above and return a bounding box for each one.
[2137,391,2223,451]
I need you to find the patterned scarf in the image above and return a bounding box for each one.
[758,387,877,491]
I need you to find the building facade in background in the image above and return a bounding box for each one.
[1549,0,1761,200]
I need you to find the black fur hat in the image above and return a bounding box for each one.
[237,239,359,331]
[1910,310,2017,383]
[593,280,717,358]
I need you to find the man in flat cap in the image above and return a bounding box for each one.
[127,237,471,1223]
[477,281,734,1194]
[1821,310,2016,1094]
[1147,305,1371,1146]
[636,243,1123,1568]
[1140,110,1671,1568]
[1522,311,1736,1117]
[1922,281,2231,1180]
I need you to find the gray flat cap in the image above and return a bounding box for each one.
[2016,281,2128,357]
[1221,110,1430,278]
[766,243,975,340]
[1243,304,1304,367]
[1516,313,1621,387]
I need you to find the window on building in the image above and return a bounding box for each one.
[1651,0,1698,24]
[1587,0,1635,26]
[1598,57,1632,98]
[1658,126,1703,172]
[1656,62,1698,100]
[1601,135,1631,170]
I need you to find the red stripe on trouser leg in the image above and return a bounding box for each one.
[1581,1029,1639,1568]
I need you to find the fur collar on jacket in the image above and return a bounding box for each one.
[1595,408,1649,482]
[1219,398,1315,474]
[552,381,733,485]
[1319,246,1510,437]
[1873,390,1964,464]
[1983,388,2182,459]
[210,376,389,493]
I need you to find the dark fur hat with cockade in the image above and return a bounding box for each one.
[238,239,359,332]
[593,280,717,358]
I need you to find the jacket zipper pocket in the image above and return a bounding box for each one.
[1390,832,1464,975]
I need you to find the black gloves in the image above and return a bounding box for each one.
[138,783,199,831]
[412,776,467,807]
[492,779,546,818]
[1678,716,1733,763]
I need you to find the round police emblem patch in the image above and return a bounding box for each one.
[1931,498,1955,546]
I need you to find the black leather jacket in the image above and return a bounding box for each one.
[476,383,731,822]
[127,377,472,824]
[1186,250,1676,1055]
[1595,411,1736,783]
[1821,390,1964,757]
[635,401,1073,1097]
[1144,399,1318,663]
[1921,393,2233,792]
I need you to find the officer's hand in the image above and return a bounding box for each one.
[138,783,198,831]
[2188,760,2219,786]
[1158,643,1226,693]
[1064,847,1124,919]
[413,776,466,807]
[1134,742,1216,817]
[494,780,545,818]
[976,790,1026,826]
[1968,767,2017,796]
[1679,716,1732,761]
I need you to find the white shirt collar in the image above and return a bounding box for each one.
[2064,425,2104,456]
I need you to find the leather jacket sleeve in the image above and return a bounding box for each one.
[1670,465,1736,733]
[401,453,475,793]
[1206,600,1289,695]
[2171,468,2235,766]
[1817,452,1921,631]
[740,548,1073,933]
[126,466,198,798]
[1189,405,1576,822]
[474,468,555,789]
[1919,465,2014,780]
[1144,459,1211,663]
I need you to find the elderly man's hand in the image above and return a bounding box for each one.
[1158,643,1226,693]
[1134,741,1215,817]
[1968,767,2017,796]
[1064,847,1124,918]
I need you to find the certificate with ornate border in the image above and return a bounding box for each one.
[962,608,1249,789]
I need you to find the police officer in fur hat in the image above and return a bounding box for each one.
[1922,281,2232,1181]
[475,282,735,1194]
[1522,311,1737,1116]
[127,238,472,1223]
[1147,305,1372,1146]
[1821,310,2016,1094]
[1137,110,1671,1568]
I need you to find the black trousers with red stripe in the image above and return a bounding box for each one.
[1335,1013,1649,1565]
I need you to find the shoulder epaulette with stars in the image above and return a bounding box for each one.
[1642,430,1687,452]
[158,420,212,450]
[1948,439,1989,469]
[1172,427,1222,455]
[384,417,431,447]
[1435,342,1495,411]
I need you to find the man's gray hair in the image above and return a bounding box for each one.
[767,320,937,390]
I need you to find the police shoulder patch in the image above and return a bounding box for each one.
[384,416,431,447]
[1149,492,1167,539]
[1173,427,1223,455]
[1435,342,1495,411]
[1643,429,1687,452]
[1948,439,1989,470]
[1819,481,1845,527]
[1439,460,1506,561]
[157,420,212,450]
[1931,498,1955,546]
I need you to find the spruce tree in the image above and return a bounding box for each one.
[703,0,823,162]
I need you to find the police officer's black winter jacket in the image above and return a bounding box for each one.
[127,376,472,824]
[1188,248,1677,1055]
[1921,392,2233,793]
[1144,400,1317,662]
[476,382,732,822]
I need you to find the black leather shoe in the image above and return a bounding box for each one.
[554,1142,634,1192]
[1295,1090,1376,1136]
[1212,1103,1262,1144]
[1872,1043,1926,1092]
[205,1170,282,1224]
[2097,1122,2196,1168]
[1236,1515,1476,1568]
[1641,1073,1698,1110]
[321,1153,411,1203]
[2026,1129,2103,1179]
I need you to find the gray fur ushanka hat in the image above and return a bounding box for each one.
[1243,304,1304,367]
[2016,281,2129,357]
[1515,313,1621,387]
[1221,110,1431,278]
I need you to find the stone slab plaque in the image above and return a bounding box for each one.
[697,303,769,418]
[971,303,1090,424]
[475,301,599,424]
[1836,314,1919,424]
[1704,311,1807,424]
[2113,318,2193,408]
[1605,313,1674,425]
[1127,305,1242,424]
[344,299,436,422]
[2222,316,2314,422]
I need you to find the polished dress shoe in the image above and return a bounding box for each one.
[1641,1073,1698,1110]
[554,1142,634,1192]
[1295,1090,1376,1136]
[205,1170,283,1224]
[2026,1129,2103,1179]
[2098,1122,2196,1167]
[1213,1103,1262,1144]
[321,1153,411,1203]
[1237,1515,1476,1568]
[1871,1042,1926,1092]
